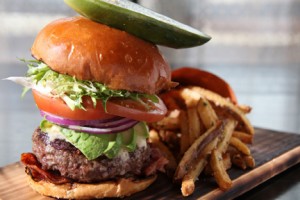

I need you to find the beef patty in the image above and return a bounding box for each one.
[32,128,151,183]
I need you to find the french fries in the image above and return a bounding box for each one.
[205,153,232,175]
[187,107,202,144]
[180,125,221,196]
[230,136,251,156]
[150,109,181,131]
[243,155,256,168]
[149,85,255,196]
[197,97,218,129]
[179,110,190,155]
[217,119,237,154]
[183,87,254,135]
[237,104,252,114]
[210,149,232,190]
[181,158,207,196]
[174,121,222,181]
[232,130,253,144]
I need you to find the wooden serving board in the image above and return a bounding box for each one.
[1,128,300,200]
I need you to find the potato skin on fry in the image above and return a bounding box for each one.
[174,121,223,181]
[181,159,207,196]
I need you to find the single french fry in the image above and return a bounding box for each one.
[243,155,256,168]
[237,104,252,114]
[174,122,222,181]
[187,107,202,144]
[181,159,208,196]
[217,119,237,154]
[179,110,190,156]
[210,149,232,190]
[230,137,251,156]
[232,130,253,144]
[231,153,247,170]
[227,146,249,169]
[205,153,232,175]
[149,129,160,141]
[197,97,218,129]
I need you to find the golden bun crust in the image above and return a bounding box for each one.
[26,174,157,199]
[31,16,173,94]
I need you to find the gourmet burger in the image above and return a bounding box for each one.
[8,16,175,199]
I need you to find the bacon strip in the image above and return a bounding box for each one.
[21,153,72,184]
[21,149,167,184]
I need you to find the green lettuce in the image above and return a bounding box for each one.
[21,59,159,111]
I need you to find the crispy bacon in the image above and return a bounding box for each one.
[144,147,169,176]
[21,149,167,185]
[21,153,72,184]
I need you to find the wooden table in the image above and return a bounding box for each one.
[1,128,299,199]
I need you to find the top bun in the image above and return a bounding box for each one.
[31,16,173,94]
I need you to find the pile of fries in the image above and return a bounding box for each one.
[149,86,255,196]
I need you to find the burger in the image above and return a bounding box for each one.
[8,16,175,199]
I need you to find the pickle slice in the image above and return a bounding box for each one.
[64,0,211,48]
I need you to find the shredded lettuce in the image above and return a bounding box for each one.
[17,59,159,111]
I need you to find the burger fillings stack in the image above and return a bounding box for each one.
[8,16,175,199]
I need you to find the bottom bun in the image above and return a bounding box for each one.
[26,174,157,199]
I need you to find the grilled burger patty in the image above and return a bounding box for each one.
[32,128,151,183]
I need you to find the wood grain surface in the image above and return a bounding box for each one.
[0,128,300,200]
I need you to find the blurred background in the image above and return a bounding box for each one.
[0,0,300,166]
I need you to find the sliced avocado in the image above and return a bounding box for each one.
[40,121,149,160]
[60,128,111,160]
[64,0,211,48]
[122,128,137,152]
[134,121,149,137]
[41,120,111,160]
[104,133,122,159]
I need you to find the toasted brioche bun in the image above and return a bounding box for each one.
[26,174,157,199]
[31,16,173,94]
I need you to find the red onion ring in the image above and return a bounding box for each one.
[39,110,139,134]
[66,120,139,134]
[40,110,122,126]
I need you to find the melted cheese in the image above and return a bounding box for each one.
[46,125,67,142]
[117,148,130,161]
[136,135,147,148]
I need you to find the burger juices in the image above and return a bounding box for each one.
[7,16,175,199]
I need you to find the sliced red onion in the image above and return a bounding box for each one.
[66,120,139,134]
[39,110,139,134]
[40,110,123,127]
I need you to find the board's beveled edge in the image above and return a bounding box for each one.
[200,146,300,200]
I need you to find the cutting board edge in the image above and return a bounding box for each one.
[200,146,300,200]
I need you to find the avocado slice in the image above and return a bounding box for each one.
[104,133,123,159]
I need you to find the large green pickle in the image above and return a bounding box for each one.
[64,0,211,48]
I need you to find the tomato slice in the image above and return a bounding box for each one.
[172,67,238,104]
[32,90,167,122]
[107,98,167,122]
